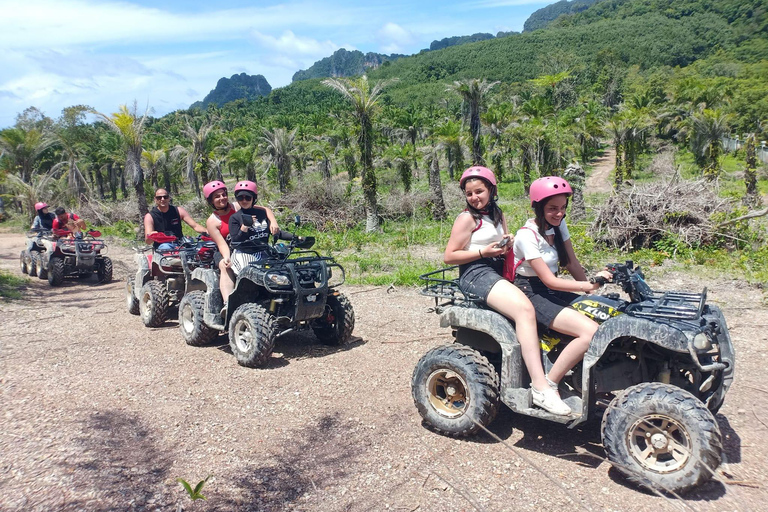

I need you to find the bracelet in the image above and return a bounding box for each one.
[478,249,483,259]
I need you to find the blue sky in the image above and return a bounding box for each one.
[0,0,551,129]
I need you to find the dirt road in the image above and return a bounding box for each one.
[586,147,616,194]
[1,231,767,511]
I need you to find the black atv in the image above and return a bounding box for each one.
[412,261,734,494]
[177,227,355,368]
[126,233,217,327]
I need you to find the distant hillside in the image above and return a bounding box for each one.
[190,73,272,109]
[429,33,495,51]
[523,0,600,32]
[292,49,406,82]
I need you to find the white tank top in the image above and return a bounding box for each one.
[462,212,504,251]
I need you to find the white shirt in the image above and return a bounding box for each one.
[512,218,570,276]
[461,212,504,251]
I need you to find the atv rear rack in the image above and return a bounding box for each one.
[419,266,481,311]
[630,288,707,321]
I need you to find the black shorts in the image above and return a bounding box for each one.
[514,274,579,328]
[458,258,504,301]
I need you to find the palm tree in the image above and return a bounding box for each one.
[743,134,761,207]
[433,120,466,182]
[420,145,447,221]
[607,117,628,189]
[0,127,54,183]
[449,79,499,166]
[142,148,167,189]
[178,117,216,197]
[261,127,297,193]
[323,75,394,232]
[91,103,150,238]
[688,108,730,180]
[5,170,62,220]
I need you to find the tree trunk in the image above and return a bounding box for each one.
[126,149,149,240]
[95,165,105,199]
[360,117,378,232]
[163,168,172,191]
[470,102,483,165]
[563,162,586,221]
[428,157,446,221]
[614,144,624,190]
[119,165,128,199]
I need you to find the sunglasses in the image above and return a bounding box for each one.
[236,194,255,202]
[155,194,169,200]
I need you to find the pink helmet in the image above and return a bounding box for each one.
[460,166,497,188]
[203,180,227,201]
[234,181,258,198]
[529,176,573,206]
[34,202,48,212]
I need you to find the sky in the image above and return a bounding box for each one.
[0,0,552,129]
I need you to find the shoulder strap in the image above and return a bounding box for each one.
[504,225,541,280]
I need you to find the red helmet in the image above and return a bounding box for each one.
[203,180,227,201]
[460,166,497,188]
[34,202,48,212]
[234,180,258,198]
[529,176,573,206]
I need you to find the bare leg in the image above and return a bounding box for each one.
[546,308,598,383]
[485,280,549,391]
[219,260,235,302]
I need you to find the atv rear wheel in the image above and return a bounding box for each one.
[48,256,65,286]
[20,251,28,274]
[139,280,170,327]
[601,382,722,494]
[37,255,48,280]
[312,292,355,345]
[411,344,500,437]
[97,257,113,283]
[179,291,218,346]
[228,303,276,368]
[126,278,140,315]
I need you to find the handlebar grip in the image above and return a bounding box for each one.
[590,276,608,286]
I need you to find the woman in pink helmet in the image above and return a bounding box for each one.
[444,166,571,415]
[28,201,56,252]
[203,180,239,303]
[511,176,612,405]
[227,180,280,279]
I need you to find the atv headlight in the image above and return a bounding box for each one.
[693,332,712,350]
[267,273,291,286]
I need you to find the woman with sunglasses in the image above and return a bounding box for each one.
[227,181,280,276]
[203,181,239,306]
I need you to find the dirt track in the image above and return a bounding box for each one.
[1,231,768,512]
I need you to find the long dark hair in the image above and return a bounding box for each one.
[462,177,503,227]
[533,197,569,268]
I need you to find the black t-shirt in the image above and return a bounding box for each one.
[149,206,183,239]
[229,207,271,253]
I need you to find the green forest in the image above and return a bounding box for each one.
[2,0,768,286]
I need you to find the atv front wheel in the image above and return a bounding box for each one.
[28,252,39,277]
[97,257,113,284]
[312,292,355,345]
[411,344,500,437]
[126,278,140,315]
[37,255,48,280]
[179,291,218,346]
[20,251,28,274]
[228,304,276,368]
[48,256,65,286]
[139,280,170,327]
[601,382,722,494]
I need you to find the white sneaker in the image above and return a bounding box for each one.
[531,386,572,416]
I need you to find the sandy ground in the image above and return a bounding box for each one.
[1,230,768,512]
[586,147,616,194]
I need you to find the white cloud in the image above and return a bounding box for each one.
[250,30,338,57]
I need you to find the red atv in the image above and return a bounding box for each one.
[126,233,217,327]
[35,229,112,286]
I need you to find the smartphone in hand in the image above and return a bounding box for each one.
[496,236,510,248]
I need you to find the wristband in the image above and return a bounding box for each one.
[478,249,483,259]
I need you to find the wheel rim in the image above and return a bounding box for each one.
[126,282,134,308]
[180,302,195,334]
[426,369,469,418]
[140,290,152,321]
[233,319,253,353]
[626,414,692,474]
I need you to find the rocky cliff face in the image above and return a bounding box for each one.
[190,73,272,109]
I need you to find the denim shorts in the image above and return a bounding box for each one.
[458,258,504,301]
[513,274,580,328]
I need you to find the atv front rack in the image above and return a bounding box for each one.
[629,288,707,321]
[419,266,481,311]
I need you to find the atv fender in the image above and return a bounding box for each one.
[439,306,524,389]
[706,304,736,408]
[189,267,224,329]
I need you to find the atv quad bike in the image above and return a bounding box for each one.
[30,228,112,286]
[126,233,217,327]
[20,229,52,279]
[177,226,354,368]
[412,261,734,494]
